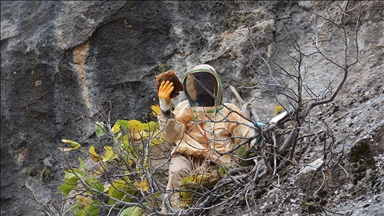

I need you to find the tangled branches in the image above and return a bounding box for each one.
[222,1,368,215]
[49,1,370,216]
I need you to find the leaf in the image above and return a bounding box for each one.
[120,135,138,158]
[127,120,146,133]
[95,122,106,137]
[122,134,129,147]
[58,147,77,152]
[92,165,105,176]
[74,209,86,216]
[60,139,81,151]
[120,206,144,216]
[61,139,82,148]
[125,144,138,158]
[59,170,80,197]
[132,131,148,141]
[72,168,84,178]
[115,132,122,140]
[76,195,92,207]
[103,183,110,193]
[134,179,149,192]
[101,146,117,162]
[89,146,101,162]
[68,203,81,212]
[84,201,100,216]
[144,121,159,132]
[85,177,104,192]
[107,179,134,204]
[115,119,129,130]
[180,175,195,185]
[111,124,120,134]
[151,104,161,116]
[218,166,229,176]
[139,179,149,192]
[151,133,164,145]
[78,157,87,171]
[59,183,75,197]
[238,145,246,158]
[127,159,134,165]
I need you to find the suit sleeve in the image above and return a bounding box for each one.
[157,100,193,142]
[225,103,253,147]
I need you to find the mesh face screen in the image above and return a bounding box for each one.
[185,73,217,107]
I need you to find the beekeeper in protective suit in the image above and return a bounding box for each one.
[157,64,257,211]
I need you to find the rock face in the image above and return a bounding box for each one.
[1,1,383,215]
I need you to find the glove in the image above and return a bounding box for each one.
[158,80,174,112]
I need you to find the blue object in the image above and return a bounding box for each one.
[256,122,266,128]
[248,122,265,144]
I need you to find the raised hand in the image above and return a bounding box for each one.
[158,80,174,111]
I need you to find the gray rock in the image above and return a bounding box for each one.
[1,1,383,215]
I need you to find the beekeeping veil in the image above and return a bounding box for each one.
[181,64,223,107]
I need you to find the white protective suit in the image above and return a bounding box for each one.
[158,64,256,210]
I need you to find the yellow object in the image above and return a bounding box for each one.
[89,146,101,162]
[92,165,105,176]
[158,80,174,103]
[101,146,117,162]
[76,195,93,207]
[134,179,149,192]
[274,105,284,116]
[127,120,146,133]
[151,104,161,116]
[112,124,120,134]
[59,139,81,152]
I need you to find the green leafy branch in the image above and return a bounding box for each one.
[58,104,167,216]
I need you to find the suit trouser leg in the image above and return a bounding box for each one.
[162,154,204,211]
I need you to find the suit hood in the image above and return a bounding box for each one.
[181,64,223,107]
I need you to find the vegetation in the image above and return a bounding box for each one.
[55,104,167,215]
[38,1,376,216]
